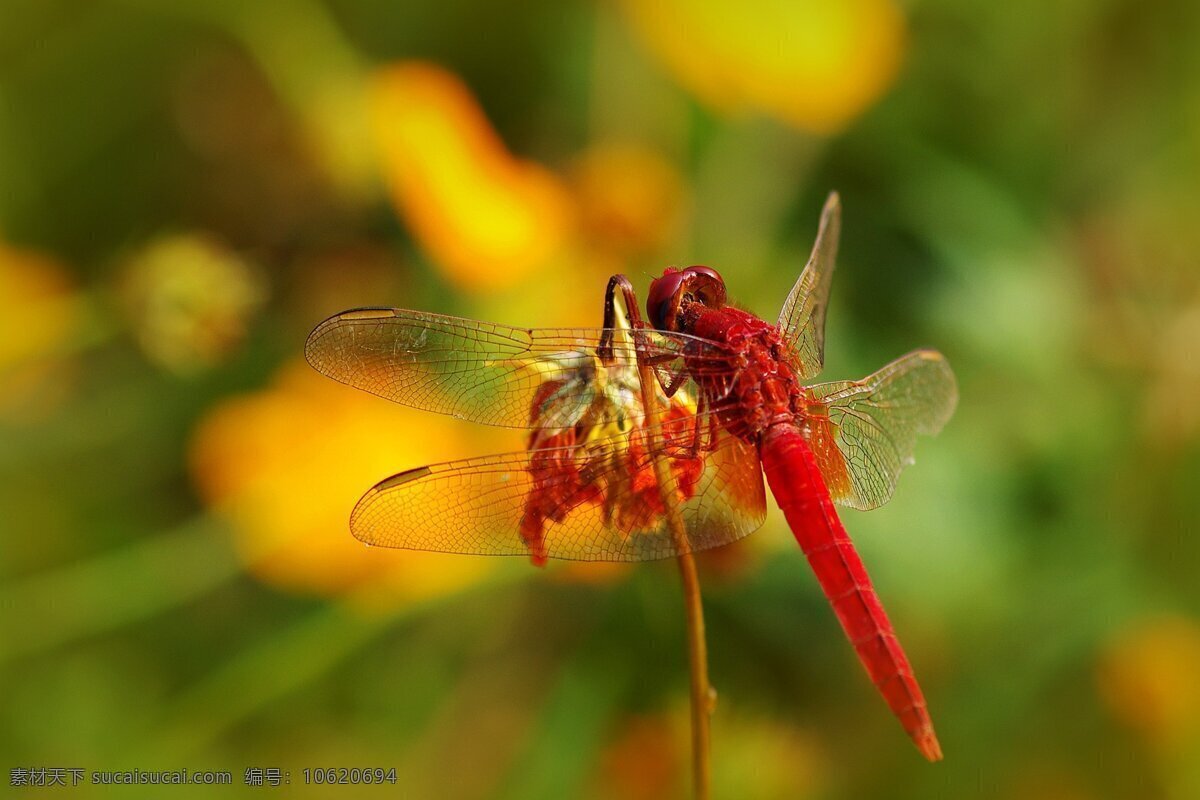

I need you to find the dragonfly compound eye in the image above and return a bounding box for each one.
[647,268,686,330]
[682,265,727,309]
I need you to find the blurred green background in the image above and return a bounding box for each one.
[2,1,1199,798]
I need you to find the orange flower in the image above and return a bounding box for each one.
[548,560,632,585]
[570,142,686,257]
[190,360,506,603]
[1097,615,1200,746]
[595,715,682,800]
[618,0,906,134]
[371,62,572,291]
[0,242,81,417]
[119,234,265,374]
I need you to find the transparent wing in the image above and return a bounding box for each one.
[777,192,842,379]
[807,350,957,511]
[305,308,733,430]
[349,419,767,562]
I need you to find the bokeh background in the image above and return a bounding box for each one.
[2,1,1199,798]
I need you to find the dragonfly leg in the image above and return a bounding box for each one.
[660,368,689,398]
[689,394,707,455]
[598,274,643,361]
[598,273,687,400]
[683,393,715,458]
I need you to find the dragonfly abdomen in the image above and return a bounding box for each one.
[759,423,943,762]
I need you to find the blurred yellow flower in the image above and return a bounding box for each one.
[189,360,501,603]
[570,142,686,257]
[593,708,826,799]
[119,234,265,374]
[0,243,81,417]
[371,62,572,291]
[619,0,906,134]
[711,711,827,798]
[1097,615,1200,745]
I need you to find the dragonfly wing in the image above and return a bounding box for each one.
[350,419,766,562]
[807,350,957,511]
[305,308,724,430]
[776,192,841,380]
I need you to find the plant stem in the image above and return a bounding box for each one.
[634,360,712,800]
[675,547,712,800]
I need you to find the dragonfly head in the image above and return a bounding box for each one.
[647,266,727,331]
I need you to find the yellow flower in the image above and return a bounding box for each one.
[618,0,906,134]
[189,360,503,603]
[711,711,826,798]
[1097,615,1200,745]
[0,243,81,417]
[119,234,265,374]
[371,62,572,292]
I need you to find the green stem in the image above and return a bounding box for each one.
[634,360,712,800]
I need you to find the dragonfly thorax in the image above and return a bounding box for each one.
[682,306,805,442]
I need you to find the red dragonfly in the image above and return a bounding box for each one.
[306,193,956,761]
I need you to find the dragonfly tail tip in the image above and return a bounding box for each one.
[915,730,944,762]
